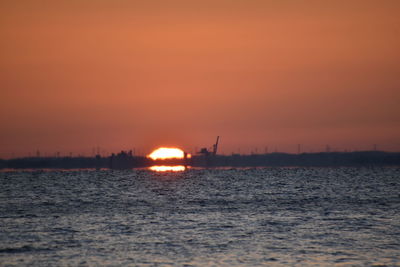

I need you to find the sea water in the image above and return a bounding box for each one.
[0,167,399,266]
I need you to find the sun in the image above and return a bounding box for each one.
[148,147,187,160]
[148,147,191,172]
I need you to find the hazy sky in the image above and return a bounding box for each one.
[1,0,399,157]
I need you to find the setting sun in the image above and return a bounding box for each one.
[148,147,187,160]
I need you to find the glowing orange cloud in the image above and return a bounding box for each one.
[149,165,186,172]
[148,147,187,160]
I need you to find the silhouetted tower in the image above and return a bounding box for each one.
[199,136,220,156]
[373,144,377,151]
[212,136,220,155]
[297,144,301,154]
[326,145,331,153]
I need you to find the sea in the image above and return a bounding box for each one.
[0,167,399,266]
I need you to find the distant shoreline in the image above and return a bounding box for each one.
[1,151,399,169]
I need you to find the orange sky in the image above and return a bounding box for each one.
[1,0,399,158]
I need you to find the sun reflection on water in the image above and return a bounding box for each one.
[149,165,186,172]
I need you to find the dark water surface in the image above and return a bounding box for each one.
[1,168,399,266]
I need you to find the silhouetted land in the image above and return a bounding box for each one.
[1,151,400,170]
